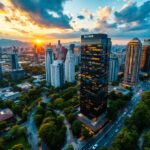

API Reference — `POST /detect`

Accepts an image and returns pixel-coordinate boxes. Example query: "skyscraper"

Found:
[51,60,64,87]
[65,44,75,83]
[0,63,2,80]
[109,54,119,82]
[33,45,39,64]
[80,34,111,119]
[124,38,142,85]
[45,46,54,86]
[11,48,20,70]
[140,39,150,74]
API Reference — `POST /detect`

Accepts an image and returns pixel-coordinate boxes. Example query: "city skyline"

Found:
[0,0,150,45]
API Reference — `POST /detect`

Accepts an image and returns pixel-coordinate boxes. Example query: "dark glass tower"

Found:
[80,34,111,119]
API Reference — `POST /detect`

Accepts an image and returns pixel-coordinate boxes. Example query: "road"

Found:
[27,108,39,150]
[80,82,149,150]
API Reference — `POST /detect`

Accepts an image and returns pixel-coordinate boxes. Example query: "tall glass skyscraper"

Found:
[109,54,119,82]
[80,34,111,119]
[51,60,64,87]
[140,39,150,74]
[45,47,54,86]
[65,44,75,83]
[124,38,142,85]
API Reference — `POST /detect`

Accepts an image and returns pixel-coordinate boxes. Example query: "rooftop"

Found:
[0,108,14,121]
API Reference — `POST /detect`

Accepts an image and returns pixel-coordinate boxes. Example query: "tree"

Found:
[11,144,24,150]
[82,128,91,139]
[0,138,4,150]
[144,130,150,148]
[39,122,57,149]
[0,121,7,131]
[66,113,75,124]
[54,98,64,109]
[72,120,82,137]
[34,114,43,127]
[66,144,74,150]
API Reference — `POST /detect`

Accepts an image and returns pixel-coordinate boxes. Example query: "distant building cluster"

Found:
[45,41,80,87]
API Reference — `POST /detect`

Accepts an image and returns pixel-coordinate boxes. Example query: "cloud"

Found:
[114,1,150,23]
[82,9,94,20]
[97,6,112,20]
[95,19,117,31]
[77,15,85,20]
[80,28,89,32]
[11,0,72,29]
[0,2,5,9]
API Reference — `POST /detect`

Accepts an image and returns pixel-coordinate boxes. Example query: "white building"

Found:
[45,47,54,86]
[51,60,64,87]
[109,54,119,82]
[65,44,75,83]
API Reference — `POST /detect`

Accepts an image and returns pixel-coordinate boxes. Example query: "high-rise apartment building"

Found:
[65,44,75,83]
[109,54,119,82]
[0,63,2,80]
[80,34,111,119]
[45,47,54,85]
[140,39,150,74]
[124,38,142,85]
[51,60,64,87]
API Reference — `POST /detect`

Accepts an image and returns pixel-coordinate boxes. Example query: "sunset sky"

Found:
[0,0,150,45]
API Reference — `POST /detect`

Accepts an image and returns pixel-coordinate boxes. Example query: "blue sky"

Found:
[0,0,150,44]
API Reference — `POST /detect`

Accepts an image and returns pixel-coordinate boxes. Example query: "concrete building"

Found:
[45,47,54,85]
[65,44,75,83]
[51,60,64,87]
[123,38,142,85]
[80,33,111,119]
[109,54,119,82]
[0,63,2,80]
[140,39,150,74]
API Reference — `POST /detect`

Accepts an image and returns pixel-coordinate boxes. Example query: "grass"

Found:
[5,135,31,150]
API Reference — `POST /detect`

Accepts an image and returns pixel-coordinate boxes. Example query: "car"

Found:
[92,144,98,150]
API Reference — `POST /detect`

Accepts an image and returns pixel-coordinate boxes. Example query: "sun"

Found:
[35,39,42,44]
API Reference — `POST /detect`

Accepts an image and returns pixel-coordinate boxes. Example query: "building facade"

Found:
[51,60,64,87]
[140,39,150,74]
[80,34,111,119]
[109,54,119,82]
[65,44,75,83]
[123,38,142,85]
[45,47,54,85]
[11,50,20,70]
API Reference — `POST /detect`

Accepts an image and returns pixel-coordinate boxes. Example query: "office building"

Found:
[45,47,54,85]
[33,45,39,64]
[80,33,111,119]
[51,60,64,87]
[65,44,75,83]
[0,63,2,80]
[140,39,150,74]
[109,54,119,82]
[124,38,142,85]
[11,49,20,70]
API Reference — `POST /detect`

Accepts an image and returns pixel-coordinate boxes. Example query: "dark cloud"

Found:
[0,2,5,10]
[11,0,72,29]
[114,1,150,23]
[77,15,85,20]
[80,28,89,32]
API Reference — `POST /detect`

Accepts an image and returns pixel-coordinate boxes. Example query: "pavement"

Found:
[80,81,150,150]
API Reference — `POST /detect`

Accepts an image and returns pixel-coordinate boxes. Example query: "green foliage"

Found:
[0,138,4,150]
[0,121,7,131]
[72,120,82,137]
[107,92,131,120]
[34,114,43,127]
[144,130,150,149]
[66,144,74,150]
[11,144,25,150]
[82,128,91,139]
[54,98,64,109]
